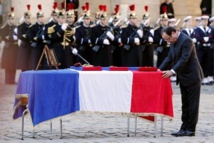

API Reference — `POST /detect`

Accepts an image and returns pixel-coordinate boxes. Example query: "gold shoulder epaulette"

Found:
[48,25,56,34]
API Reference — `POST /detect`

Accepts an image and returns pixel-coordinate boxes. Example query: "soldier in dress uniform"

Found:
[182,16,197,41]
[66,0,79,22]
[195,17,201,27]
[120,4,143,67]
[0,7,18,84]
[42,2,59,47]
[140,5,154,67]
[209,17,214,28]
[109,5,122,66]
[75,4,93,65]
[94,5,103,25]
[91,5,114,66]
[208,17,214,83]
[154,6,170,69]
[48,8,75,69]
[26,4,45,70]
[16,5,32,71]
[195,15,214,85]
[64,3,76,67]
[160,0,174,19]
[66,3,75,27]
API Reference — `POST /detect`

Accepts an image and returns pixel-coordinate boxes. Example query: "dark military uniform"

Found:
[16,22,31,71]
[154,26,170,69]
[43,20,58,47]
[120,24,140,66]
[195,26,214,80]
[141,25,154,67]
[182,28,196,39]
[42,20,59,69]
[75,24,93,64]
[0,24,18,84]
[64,23,76,68]
[26,22,44,70]
[49,24,75,69]
[160,2,174,18]
[91,24,113,66]
[109,23,122,66]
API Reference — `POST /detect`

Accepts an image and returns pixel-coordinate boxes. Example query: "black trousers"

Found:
[197,47,211,77]
[5,69,16,84]
[179,81,201,132]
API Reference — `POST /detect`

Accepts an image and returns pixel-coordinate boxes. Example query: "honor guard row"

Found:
[0,3,213,85]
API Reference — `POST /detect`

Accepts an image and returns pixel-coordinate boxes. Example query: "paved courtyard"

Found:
[0,69,214,143]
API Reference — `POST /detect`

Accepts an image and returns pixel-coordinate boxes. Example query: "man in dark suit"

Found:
[159,26,203,137]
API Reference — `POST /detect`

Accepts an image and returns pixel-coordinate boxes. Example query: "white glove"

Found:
[134,38,140,44]
[118,38,121,43]
[88,39,91,43]
[150,29,154,36]
[203,37,209,42]
[13,35,18,40]
[106,31,115,41]
[192,38,197,43]
[14,28,18,34]
[108,17,113,23]
[61,23,68,31]
[137,29,143,38]
[42,35,45,40]
[148,36,153,43]
[103,39,110,45]
[72,48,78,55]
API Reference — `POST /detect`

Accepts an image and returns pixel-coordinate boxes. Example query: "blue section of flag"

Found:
[13,69,79,126]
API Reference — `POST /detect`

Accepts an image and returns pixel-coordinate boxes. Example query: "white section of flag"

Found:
[78,71,133,113]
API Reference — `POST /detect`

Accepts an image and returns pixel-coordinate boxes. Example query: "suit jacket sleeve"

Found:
[172,38,193,73]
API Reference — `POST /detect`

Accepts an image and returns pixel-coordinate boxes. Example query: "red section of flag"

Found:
[130,71,173,122]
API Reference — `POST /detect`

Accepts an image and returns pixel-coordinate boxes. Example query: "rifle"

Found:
[140,18,150,29]
[31,25,45,47]
[174,19,180,28]
[153,18,160,30]
[123,26,142,51]
[92,26,113,52]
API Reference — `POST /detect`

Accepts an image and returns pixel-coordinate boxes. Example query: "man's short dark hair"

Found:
[161,26,177,36]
